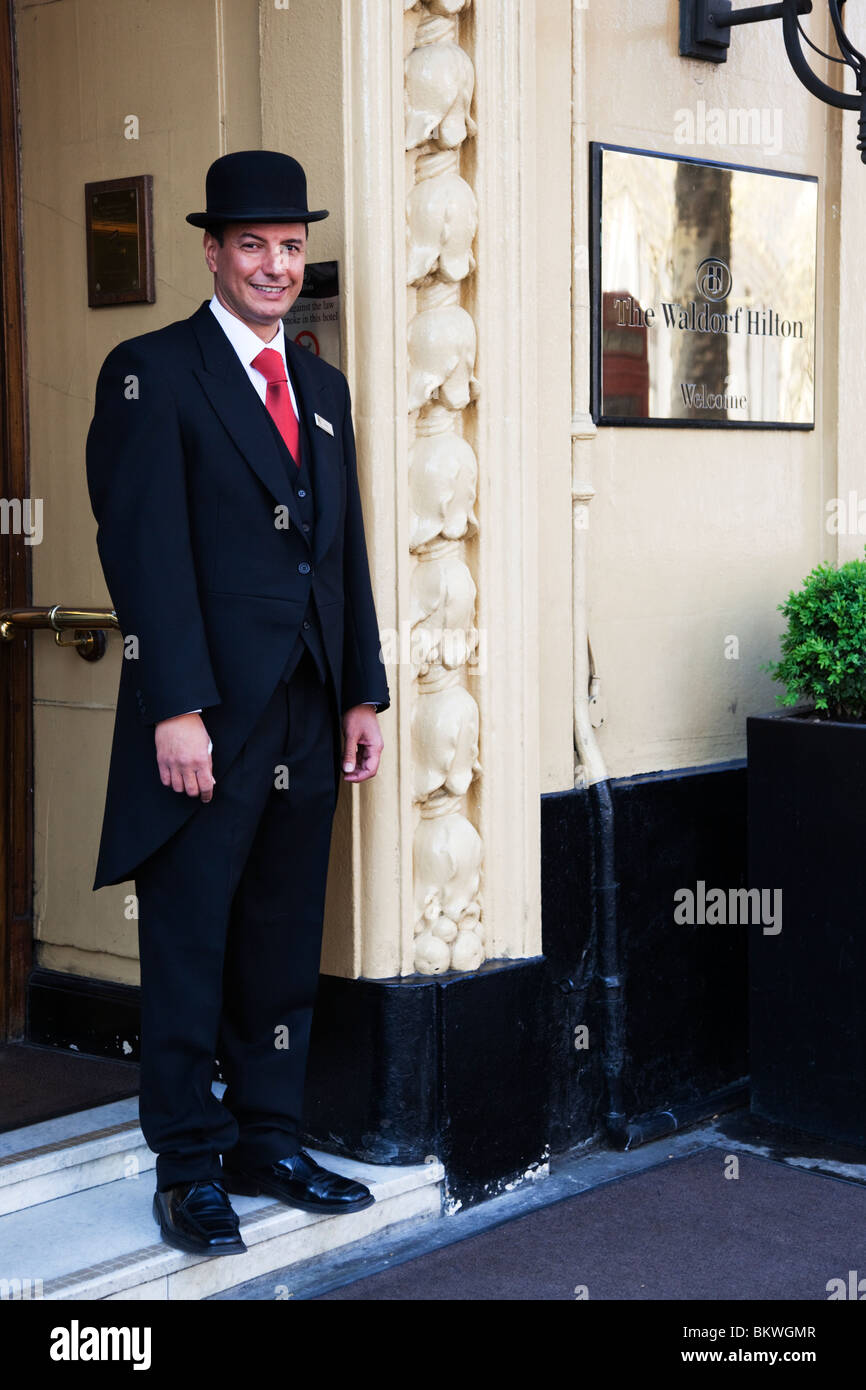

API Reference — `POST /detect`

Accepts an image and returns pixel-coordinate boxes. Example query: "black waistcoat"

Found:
[258,380,329,687]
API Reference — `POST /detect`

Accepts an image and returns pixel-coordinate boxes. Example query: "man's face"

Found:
[204,222,307,340]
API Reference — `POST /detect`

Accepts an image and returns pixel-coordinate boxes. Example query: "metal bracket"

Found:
[53,629,108,662]
[679,1,812,64]
[680,0,732,62]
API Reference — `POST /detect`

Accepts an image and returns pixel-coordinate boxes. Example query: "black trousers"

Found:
[134,645,340,1191]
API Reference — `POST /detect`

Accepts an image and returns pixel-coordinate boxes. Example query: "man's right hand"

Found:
[155,713,215,802]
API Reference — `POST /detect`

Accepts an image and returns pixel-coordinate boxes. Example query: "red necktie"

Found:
[252,347,300,467]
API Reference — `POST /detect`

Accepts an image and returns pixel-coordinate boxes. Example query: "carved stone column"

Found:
[338,0,541,979]
[406,0,484,974]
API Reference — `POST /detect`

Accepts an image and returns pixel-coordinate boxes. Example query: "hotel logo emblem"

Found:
[696,257,732,302]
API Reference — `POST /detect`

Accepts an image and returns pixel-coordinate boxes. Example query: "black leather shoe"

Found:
[222,1150,375,1215]
[152,1179,247,1256]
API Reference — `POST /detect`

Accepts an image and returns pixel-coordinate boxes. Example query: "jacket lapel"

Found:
[189,303,310,548]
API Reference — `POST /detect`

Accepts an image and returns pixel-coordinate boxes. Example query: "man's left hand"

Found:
[341,705,383,782]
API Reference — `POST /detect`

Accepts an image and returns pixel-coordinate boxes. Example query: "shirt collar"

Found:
[208,293,287,370]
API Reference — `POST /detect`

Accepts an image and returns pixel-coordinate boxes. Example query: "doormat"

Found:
[316,1146,866,1300]
[0,1043,139,1134]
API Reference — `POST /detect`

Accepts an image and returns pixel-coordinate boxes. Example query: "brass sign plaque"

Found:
[590,145,817,428]
[85,174,155,308]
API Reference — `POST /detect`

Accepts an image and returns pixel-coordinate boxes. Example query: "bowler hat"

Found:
[186,150,328,228]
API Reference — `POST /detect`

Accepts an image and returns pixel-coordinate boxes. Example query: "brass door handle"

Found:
[0,606,119,661]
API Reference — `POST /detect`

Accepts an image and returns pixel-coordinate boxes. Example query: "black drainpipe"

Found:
[589,778,628,1145]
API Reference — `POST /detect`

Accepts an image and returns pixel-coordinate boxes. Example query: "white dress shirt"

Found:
[176,296,378,720]
[208,293,300,417]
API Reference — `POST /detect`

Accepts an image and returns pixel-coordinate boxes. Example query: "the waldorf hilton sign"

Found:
[590,145,818,428]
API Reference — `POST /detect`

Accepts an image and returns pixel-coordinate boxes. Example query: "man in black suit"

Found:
[86,151,390,1256]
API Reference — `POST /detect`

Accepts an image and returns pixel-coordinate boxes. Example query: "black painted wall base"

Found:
[302,959,550,1206]
[610,762,749,1117]
[539,761,748,1156]
[29,968,141,1059]
[28,760,749,1209]
[748,713,866,1147]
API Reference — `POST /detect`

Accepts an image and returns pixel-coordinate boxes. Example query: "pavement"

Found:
[211,1106,866,1302]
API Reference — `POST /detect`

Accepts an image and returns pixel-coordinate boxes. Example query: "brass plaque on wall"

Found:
[590,145,817,429]
[85,174,155,308]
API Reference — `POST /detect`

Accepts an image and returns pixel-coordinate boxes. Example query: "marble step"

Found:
[0,1099,444,1299]
[0,1097,152,1216]
[0,1153,443,1301]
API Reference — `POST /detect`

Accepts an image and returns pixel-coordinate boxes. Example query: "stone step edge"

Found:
[0,1120,144,1188]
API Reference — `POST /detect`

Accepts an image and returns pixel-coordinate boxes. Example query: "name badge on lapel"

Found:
[314,412,334,437]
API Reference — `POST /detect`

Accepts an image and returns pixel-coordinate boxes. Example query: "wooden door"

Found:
[0,0,34,1041]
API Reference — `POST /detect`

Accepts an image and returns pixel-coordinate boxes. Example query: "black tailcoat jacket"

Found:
[86,301,389,891]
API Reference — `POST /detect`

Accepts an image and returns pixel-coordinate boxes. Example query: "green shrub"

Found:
[766,550,866,720]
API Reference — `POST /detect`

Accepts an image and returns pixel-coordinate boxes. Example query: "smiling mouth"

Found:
[250,283,288,295]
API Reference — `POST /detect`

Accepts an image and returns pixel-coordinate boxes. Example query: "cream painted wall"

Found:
[16,0,261,982]
[535,0,576,793]
[260,0,344,267]
[576,2,842,779]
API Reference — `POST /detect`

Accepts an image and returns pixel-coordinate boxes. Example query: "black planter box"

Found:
[747,709,866,1148]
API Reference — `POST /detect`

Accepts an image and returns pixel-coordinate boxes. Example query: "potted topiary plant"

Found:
[747,549,866,1148]
[766,552,866,720]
